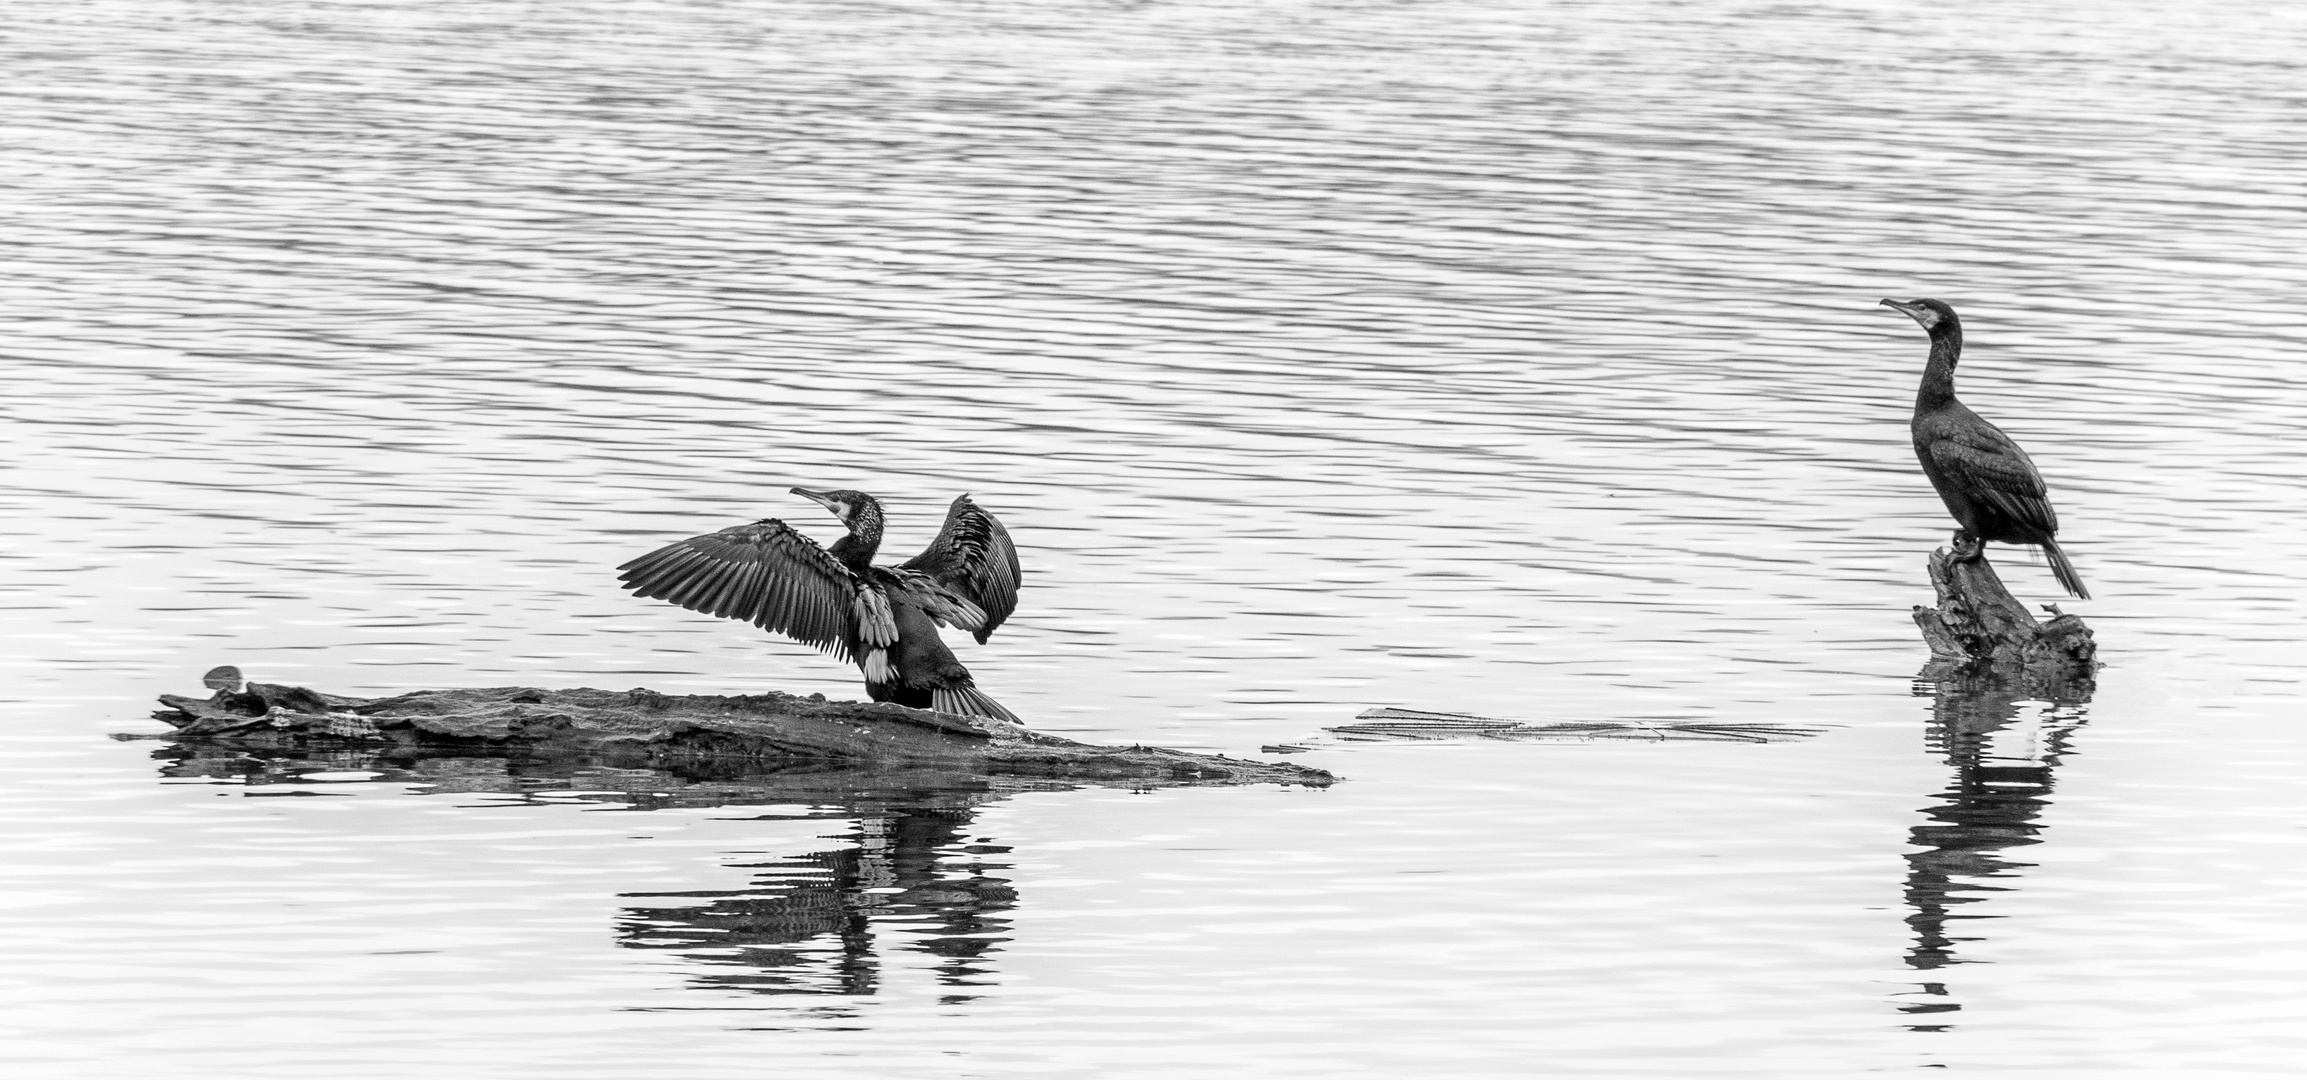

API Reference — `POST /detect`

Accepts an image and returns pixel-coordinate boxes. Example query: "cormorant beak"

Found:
[790,487,846,521]
[1878,298,1932,329]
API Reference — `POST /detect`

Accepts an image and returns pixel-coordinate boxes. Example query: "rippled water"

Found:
[5,0,2306,1075]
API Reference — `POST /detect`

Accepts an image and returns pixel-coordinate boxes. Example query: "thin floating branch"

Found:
[1327,707,1826,745]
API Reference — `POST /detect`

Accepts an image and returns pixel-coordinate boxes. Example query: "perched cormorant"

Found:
[617,488,1023,721]
[1881,298,2089,600]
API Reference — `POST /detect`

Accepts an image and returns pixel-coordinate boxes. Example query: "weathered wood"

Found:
[147,675,1334,788]
[1911,546,2096,668]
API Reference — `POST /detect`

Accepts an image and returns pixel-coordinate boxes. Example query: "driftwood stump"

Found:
[1911,547,2096,669]
[145,671,1333,788]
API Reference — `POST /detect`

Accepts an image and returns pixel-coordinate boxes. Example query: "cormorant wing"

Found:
[1927,425,2060,536]
[617,520,894,662]
[898,494,1020,644]
[876,568,988,633]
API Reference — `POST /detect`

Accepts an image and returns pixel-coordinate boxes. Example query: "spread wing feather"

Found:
[1927,424,2059,537]
[900,494,1021,644]
[851,586,899,650]
[617,520,867,661]
[878,568,988,633]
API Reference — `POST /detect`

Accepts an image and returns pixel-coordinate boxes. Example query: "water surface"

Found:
[3,0,2305,1075]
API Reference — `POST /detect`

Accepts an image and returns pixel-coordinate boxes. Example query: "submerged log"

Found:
[143,738,1129,812]
[1911,547,2097,669]
[147,671,1333,788]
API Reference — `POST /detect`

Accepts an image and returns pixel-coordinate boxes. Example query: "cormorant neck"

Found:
[827,503,885,572]
[1916,323,1961,410]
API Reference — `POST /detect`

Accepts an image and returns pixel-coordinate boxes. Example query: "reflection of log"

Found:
[148,674,1333,788]
[1911,547,2097,668]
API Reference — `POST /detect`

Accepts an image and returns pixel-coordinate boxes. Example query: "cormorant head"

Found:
[1879,297,1961,337]
[791,487,884,536]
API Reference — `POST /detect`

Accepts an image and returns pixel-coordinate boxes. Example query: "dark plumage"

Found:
[1881,298,2088,600]
[617,488,1023,721]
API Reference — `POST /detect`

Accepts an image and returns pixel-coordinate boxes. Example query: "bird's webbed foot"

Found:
[1950,532,1986,562]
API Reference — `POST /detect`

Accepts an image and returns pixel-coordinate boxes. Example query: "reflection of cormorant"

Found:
[139,743,1030,1002]
[148,743,1033,1006]
[1880,298,2088,599]
[1897,664,2092,1024]
[618,807,1016,998]
[618,488,1023,721]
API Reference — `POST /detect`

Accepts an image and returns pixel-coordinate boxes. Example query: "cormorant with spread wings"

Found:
[1882,298,2088,599]
[617,487,1024,721]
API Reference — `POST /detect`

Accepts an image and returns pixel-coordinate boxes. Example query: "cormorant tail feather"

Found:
[2041,538,2090,601]
[931,684,1019,725]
